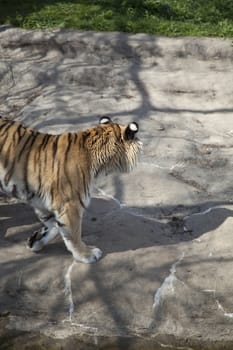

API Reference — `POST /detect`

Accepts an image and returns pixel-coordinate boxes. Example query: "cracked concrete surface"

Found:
[1,26,233,349]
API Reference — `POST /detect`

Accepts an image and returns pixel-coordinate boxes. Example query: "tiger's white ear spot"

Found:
[129,122,138,132]
[125,122,139,140]
[99,116,111,124]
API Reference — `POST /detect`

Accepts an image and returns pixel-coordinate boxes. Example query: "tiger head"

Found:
[83,116,142,176]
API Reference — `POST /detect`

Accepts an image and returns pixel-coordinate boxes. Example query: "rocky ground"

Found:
[1,26,233,349]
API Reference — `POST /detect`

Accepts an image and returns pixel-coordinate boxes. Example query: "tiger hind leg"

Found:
[28,210,59,252]
[28,226,59,252]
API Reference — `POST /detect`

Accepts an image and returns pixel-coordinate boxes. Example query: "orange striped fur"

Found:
[0,116,141,263]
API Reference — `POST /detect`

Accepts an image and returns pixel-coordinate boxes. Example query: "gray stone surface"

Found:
[1,26,233,349]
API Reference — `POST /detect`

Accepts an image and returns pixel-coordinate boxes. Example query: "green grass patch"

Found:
[1,0,233,37]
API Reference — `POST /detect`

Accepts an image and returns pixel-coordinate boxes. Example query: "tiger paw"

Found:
[73,247,103,264]
[27,228,47,252]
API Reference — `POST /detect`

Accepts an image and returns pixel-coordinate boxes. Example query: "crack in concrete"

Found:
[64,261,76,322]
[140,161,185,172]
[61,319,99,344]
[170,171,206,192]
[216,300,233,319]
[184,207,214,220]
[63,261,99,345]
[136,333,194,350]
[95,187,125,209]
[17,270,23,291]
[96,186,160,221]
[156,342,194,350]
[153,253,185,310]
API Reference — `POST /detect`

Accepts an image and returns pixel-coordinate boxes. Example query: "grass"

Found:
[1,0,233,37]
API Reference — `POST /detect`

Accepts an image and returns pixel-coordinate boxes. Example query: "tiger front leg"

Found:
[57,204,103,263]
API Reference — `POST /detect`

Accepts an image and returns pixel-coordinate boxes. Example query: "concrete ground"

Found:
[1,26,233,349]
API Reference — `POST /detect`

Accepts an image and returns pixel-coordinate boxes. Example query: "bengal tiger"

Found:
[0,116,141,263]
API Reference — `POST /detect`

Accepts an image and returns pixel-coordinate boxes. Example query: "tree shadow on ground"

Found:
[1,26,233,140]
[1,196,233,348]
[1,27,232,137]
[1,21,233,349]
[0,28,161,129]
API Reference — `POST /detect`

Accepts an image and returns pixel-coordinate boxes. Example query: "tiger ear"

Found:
[125,122,139,140]
[99,116,112,124]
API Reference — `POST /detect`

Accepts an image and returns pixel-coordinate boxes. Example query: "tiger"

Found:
[0,115,141,263]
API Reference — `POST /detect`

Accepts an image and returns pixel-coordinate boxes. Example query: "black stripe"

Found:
[56,220,65,227]
[4,166,14,185]
[3,124,21,168]
[3,125,25,170]
[18,127,27,143]
[41,134,50,150]
[35,134,47,171]
[73,133,78,144]
[0,124,14,153]
[36,134,51,194]
[0,120,7,129]
[52,135,59,171]
[0,122,8,134]
[27,192,35,200]
[50,185,56,203]
[37,167,44,195]
[39,213,54,222]
[81,168,90,197]
[3,144,12,168]
[13,124,21,144]
[23,132,38,193]
[17,133,32,161]
[78,192,86,209]
[56,159,61,193]
[81,131,91,147]
[36,148,43,190]
[0,122,13,137]
[64,133,72,162]
[62,135,75,191]
[12,184,18,198]
[38,134,47,152]
[52,135,59,158]
[3,129,17,168]
[0,137,9,153]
